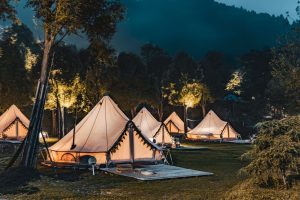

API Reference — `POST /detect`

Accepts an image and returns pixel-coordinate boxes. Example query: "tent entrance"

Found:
[166,120,180,133]
[109,121,161,166]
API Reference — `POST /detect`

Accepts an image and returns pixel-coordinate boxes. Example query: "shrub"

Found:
[240,116,300,188]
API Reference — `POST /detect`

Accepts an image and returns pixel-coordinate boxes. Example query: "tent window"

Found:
[61,153,76,162]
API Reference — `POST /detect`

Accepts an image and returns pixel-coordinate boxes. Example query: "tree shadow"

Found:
[0,167,40,195]
[39,167,84,182]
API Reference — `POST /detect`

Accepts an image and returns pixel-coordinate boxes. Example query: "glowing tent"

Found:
[0,105,29,140]
[187,110,239,141]
[48,96,161,165]
[133,107,173,145]
[164,112,185,134]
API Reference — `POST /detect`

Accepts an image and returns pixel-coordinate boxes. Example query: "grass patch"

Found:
[0,142,251,199]
[225,179,300,200]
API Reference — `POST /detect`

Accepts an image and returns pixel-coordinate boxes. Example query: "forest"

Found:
[0,22,299,139]
[0,0,299,199]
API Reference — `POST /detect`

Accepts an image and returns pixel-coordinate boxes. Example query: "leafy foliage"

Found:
[266,42,300,116]
[163,74,212,109]
[26,0,124,43]
[226,69,245,96]
[166,52,203,82]
[0,0,17,21]
[84,64,113,110]
[0,23,37,112]
[201,51,233,98]
[240,116,300,188]
[46,72,85,111]
[111,52,155,115]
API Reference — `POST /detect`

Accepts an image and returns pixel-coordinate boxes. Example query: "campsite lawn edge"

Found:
[0,142,250,200]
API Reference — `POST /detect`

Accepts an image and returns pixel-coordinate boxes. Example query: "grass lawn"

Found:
[0,142,250,200]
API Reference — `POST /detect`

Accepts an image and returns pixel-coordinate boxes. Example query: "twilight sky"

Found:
[3,0,299,57]
[216,0,298,20]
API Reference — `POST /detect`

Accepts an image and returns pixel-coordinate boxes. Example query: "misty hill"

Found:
[112,0,290,57]
[5,0,291,57]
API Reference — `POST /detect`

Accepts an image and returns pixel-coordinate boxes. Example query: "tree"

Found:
[199,85,214,117]
[84,64,111,110]
[46,71,84,138]
[140,44,172,120]
[265,6,300,117]
[0,23,37,112]
[0,0,17,21]
[266,43,300,117]
[166,52,203,82]
[141,43,171,80]
[75,40,119,111]
[201,51,233,99]
[112,52,155,117]
[7,0,124,169]
[240,50,272,101]
[240,116,300,188]
[163,75,212,132]
[226,69,245,96]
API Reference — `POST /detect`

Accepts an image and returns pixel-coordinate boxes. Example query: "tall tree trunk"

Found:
[56,100,63,139]
[20,38,53,168]
[183,106,188,133]
[51,110,56,136]
[61,106,65,137]
[201,103,206,118]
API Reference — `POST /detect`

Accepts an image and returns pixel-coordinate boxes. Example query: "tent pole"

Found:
[16,120,19,138]
[170,120,180,133]
[129,123,135,164]
[168,121,171,133]
[41,129,53,163]
[183,106,188,134]
[5,80,41,170]
[70,105,78,150]
[220,123,229,142]
[227,123,230,138]
[162,124,165,146]
[28,80,49,167]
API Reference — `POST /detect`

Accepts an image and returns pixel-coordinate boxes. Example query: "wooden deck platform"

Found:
[101,164,213,181]
[172,145,209,151]
[226,139,251,144]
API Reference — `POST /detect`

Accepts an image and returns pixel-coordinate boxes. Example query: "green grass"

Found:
[0,142,250,200]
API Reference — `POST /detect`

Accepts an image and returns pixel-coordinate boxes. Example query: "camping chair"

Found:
[88,157,97,175]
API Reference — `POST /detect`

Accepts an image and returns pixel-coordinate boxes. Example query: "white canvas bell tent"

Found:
[133,107,173,145]
[48,96,161,166]
[164,112,185,134]
[187,110,239,141]
[0,105,30,140]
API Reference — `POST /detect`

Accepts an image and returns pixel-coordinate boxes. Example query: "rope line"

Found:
[105,98,109,151]
[79,100,102,152]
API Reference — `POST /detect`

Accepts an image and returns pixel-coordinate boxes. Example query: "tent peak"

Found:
[10,104,18,108]
[207,110,216,114]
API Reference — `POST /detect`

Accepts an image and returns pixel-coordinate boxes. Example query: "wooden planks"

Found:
[101,164,213,181]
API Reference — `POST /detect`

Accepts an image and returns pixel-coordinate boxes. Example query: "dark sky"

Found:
[216,0,298,20]
[2,0,298,57]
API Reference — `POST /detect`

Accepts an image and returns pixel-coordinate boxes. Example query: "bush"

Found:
[240,116,300,188]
